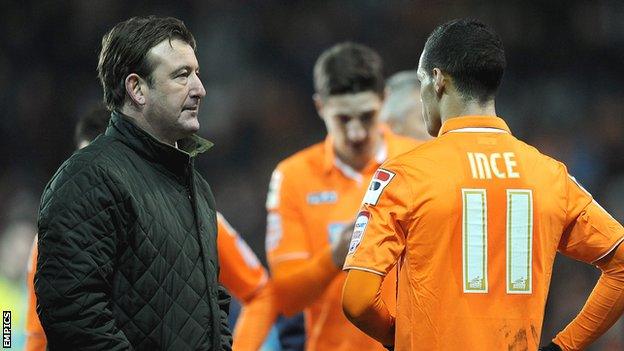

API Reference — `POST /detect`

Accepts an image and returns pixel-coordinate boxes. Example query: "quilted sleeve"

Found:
[218,283,233,350]
[35,164,132,350]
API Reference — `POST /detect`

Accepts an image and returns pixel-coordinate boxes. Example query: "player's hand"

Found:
[331,220,356,267]
[538,342,562,351]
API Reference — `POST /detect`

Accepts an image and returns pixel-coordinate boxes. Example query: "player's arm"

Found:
[550,172,624,350]
[268,227,343,316]
[342,166,411,347]
[553,242,624,350]
[343,270,395,346]
[216,213,277,351]
[265,168,342,315]
[232,283,278,351]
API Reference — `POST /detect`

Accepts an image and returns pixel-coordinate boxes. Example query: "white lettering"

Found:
[468,153,478,178]
[467,152,520,179]
[503,152,520,178]
[475,153,492,179]
[489,153,506,178]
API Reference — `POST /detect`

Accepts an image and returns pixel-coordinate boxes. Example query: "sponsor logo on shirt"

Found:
[362,169,395,205]
[307,191,338,205]
[348,211,370,255]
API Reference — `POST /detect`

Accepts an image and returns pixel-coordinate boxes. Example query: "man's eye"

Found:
[338,115,350,124]
[360,112,374,123]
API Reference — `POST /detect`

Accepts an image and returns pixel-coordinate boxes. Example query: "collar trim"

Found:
[322,128,390,180]
[438,116,511,136]
[448,127,508,134]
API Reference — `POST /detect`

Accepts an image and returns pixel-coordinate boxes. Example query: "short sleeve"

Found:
[265,166,311,267]
[217,213,267,302]
[343,165,411,275]
[558,174,624,263]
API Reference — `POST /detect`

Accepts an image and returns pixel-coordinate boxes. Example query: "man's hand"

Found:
[331,221,355,267]
[539,342,562,351]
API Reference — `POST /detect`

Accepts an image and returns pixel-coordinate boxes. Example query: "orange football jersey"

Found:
[25,213,271,351]
[344,116,624,351]
[266,127,419,351]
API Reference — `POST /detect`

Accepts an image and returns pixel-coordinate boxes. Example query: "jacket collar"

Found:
[106,111,213,179]
[438,115,511,136]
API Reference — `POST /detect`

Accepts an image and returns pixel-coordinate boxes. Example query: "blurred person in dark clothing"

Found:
[73,104,111,149]
[34,16,232,350]
[380,70,432,141]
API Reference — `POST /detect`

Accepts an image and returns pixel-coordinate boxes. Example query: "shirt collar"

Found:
[438,115,511,137]
[322,126,391,180]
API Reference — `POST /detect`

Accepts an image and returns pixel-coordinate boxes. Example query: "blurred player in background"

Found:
[265,42,421,350]
[342,18,624,351]
[271,69,435,351]
[272,68,436,351]
[26,105,276,351]
[380,70,432,141]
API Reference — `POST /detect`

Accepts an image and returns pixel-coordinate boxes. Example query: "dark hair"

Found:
[74,103,111,147]
[313,42,384,99]
[97,16,196,111]
[422,18,505,103]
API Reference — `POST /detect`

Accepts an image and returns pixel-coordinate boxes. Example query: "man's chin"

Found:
[179,114,200,134]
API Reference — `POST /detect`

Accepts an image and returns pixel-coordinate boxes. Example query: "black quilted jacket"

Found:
[35,112,232,350]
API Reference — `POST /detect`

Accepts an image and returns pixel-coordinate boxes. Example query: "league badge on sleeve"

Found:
[362,169,395,205]
[348,210,370,255]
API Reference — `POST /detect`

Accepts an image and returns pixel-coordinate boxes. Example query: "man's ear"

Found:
[125,73,147,106]
[313,93,325,119]
[432,68,446,98]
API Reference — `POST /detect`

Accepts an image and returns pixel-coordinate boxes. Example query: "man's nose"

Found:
[346,120,366,143]
[190,74,206,98]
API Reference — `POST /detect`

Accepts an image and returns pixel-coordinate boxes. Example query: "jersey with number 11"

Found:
[344,116,624,351]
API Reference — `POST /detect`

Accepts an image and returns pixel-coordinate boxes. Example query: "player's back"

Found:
[392,116,605,350]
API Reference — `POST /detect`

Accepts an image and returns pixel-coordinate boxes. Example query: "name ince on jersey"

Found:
[467,152,520,179]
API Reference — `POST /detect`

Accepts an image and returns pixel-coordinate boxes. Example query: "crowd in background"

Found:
[0,1,622,349]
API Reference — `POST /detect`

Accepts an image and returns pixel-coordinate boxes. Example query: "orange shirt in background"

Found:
[344,116,624,350]
[26,213,275,351]
[266,128,419,351]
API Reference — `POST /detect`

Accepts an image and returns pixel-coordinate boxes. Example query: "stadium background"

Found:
[0,1,622,349]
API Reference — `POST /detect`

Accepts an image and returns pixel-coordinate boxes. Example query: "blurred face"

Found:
[317,91,382,170]
[142,39,206,142]
[383,88,432,141]
[417,50,442,136]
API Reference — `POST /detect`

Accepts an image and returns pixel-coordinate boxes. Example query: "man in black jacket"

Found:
[35,16,232,350]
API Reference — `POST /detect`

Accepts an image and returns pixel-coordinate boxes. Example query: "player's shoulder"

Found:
[383,128,422,157]
[511,136,569,177]
[382,137,444,171]
[275,141,325,176]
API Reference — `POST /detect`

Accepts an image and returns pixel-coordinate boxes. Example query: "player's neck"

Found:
[440,98,497,124]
